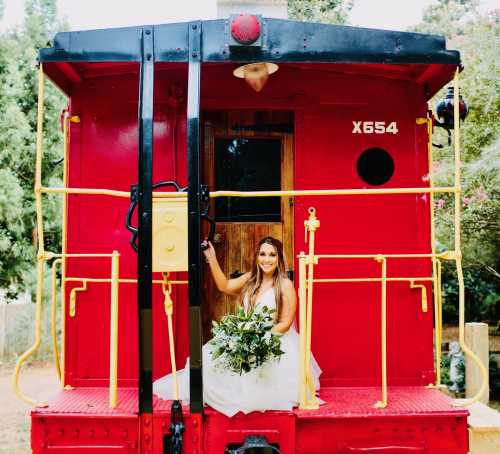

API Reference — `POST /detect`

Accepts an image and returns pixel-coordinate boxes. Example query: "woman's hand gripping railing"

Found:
[298,207,320,410]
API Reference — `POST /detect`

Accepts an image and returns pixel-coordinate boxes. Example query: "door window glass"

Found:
[215,138,281,222]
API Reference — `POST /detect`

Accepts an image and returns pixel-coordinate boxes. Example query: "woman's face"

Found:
[257,243,279,276]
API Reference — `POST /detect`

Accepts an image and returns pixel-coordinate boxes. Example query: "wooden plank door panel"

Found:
[202,111,294,340]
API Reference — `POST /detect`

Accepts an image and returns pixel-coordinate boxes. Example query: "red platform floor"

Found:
[32,387,469,453]
[34,385,468,419]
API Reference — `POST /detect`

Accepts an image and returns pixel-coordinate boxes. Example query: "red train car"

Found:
[13,14,481,454]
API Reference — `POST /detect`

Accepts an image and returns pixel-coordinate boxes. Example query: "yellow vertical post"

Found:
[451,71,488,405]
[298,253,308,409]
[426,112,442,387]
[61,113,69,388]
[304,207,319,409]
[436,258,443,381]
[109,251,120,408]
[51,259,62,383]
[12,65,48,407]
[162,273,179,400]
[374,255,388,409]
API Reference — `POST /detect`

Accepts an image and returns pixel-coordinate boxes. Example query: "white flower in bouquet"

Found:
[209,305,284,374]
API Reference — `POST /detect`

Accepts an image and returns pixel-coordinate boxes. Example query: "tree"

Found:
[413,1,499,322]
[0,0,65,297]
[288,0,353,24]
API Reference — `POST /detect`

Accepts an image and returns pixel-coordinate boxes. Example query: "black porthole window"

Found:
[356,147,394,186]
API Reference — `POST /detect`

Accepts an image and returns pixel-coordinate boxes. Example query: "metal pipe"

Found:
[12,66,48,407]
[40,185,458,199]
[312,252,451,259]
[298,254,307,409]
[312,277,433,283]
[65,277,188,285]
[60,113,69,388]
[12,258,48,407]
[51,259,63,384]
[374,256,388,409]
[451,71,488,405]
[109,251,120,408]
[209,187,456,197]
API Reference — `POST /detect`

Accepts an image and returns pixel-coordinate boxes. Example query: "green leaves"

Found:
[209,305,284,375]
[0,0,65,296]
[288,0,353,25]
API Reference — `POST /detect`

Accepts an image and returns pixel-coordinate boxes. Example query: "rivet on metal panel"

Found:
[192,419,198,427]
[161,422,166,429]
[59,429,64,437]
[104,428,110,437]
[44,429,49,437]
[123,429,128,438]
[145,434,150,443]
[144,418,150,427]
[145,29,151,35]
[73,429,79,438]
[89,429,95,438]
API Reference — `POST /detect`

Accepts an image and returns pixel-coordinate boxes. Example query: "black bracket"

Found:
[169,400,185,454]
[200,184,216,249]
[225,436,281,454]
[126,180,187,252]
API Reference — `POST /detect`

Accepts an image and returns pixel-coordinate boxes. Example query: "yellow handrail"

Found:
[51,259,63,384]
[109,251,120,408]
[374,255,388,409]
[313,277,433,283]
[409,281,428,313]
[41,185,459,200]
[69,280,88,317]
[298,253,308,409]
[12,66,48,407]
[162,273,180,400]
[304,208,320,409]
[451,71,488,406]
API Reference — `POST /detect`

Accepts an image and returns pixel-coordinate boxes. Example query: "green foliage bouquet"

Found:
[209,305,284,374]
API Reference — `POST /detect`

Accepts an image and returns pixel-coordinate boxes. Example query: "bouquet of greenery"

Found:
[209,305,284,374]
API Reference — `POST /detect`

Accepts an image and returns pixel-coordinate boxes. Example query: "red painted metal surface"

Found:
[31,386,467,453]
[33,60,468,453]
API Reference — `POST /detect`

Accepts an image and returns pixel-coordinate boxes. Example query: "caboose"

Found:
[12,14,487,454]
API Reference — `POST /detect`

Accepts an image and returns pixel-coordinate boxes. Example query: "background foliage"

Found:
[0,1,498,332]
[0,0,65,298]
[411,0,499,325]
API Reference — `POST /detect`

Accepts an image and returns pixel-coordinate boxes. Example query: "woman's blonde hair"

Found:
[241,237,288,321]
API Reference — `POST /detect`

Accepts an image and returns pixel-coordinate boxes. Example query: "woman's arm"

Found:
[203,241,250,296]
[272,278,297,334]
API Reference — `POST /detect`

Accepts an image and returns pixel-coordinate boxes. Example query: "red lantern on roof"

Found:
[231,14,261,45]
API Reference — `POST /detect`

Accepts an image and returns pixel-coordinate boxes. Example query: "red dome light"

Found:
[231,14,261,45]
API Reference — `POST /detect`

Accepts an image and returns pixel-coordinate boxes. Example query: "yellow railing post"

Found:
[51,259,63,384]
[302,208,320,409]
[162,273,180,400]
[374,255,388,409]
[109,251,120,408]
[298,252,308,409]
[12,65,49,407]
[425,110,444,388]
[451,70,488,406]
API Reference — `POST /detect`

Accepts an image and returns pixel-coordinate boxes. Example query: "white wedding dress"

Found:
[153,287,322,417]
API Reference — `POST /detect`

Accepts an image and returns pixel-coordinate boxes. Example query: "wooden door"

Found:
[202,111,294,340]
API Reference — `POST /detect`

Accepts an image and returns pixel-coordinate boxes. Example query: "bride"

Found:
[153,236,322,417]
